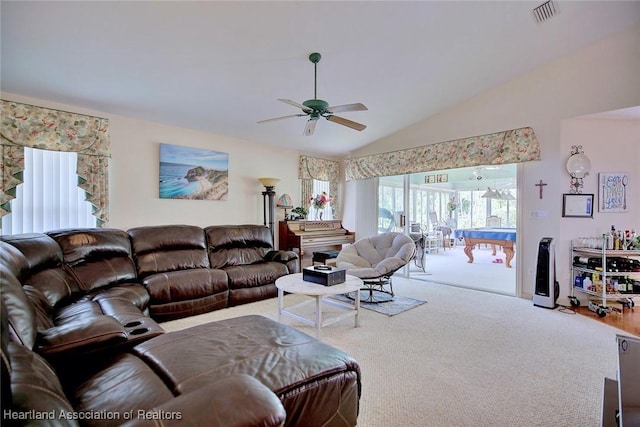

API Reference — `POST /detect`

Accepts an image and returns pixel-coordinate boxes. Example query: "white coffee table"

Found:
[275,273,362,337]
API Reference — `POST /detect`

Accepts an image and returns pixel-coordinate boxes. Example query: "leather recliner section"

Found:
[127,225,229,321]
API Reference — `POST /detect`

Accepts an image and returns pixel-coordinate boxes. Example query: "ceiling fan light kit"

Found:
[258,52,367,136]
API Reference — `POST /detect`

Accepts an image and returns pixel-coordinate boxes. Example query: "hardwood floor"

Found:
[573,302,640,337]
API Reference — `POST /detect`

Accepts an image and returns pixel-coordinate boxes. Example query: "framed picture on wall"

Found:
[437,174,448,183]
[159,143,229,200]
[599,172,629,213]
[562,193,594,218]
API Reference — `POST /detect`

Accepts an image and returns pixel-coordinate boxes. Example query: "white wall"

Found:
[557,117,640,303]
[343,23,640,299]
[109,115,305,230]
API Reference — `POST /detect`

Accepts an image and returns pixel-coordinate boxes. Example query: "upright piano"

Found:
[278,220,355,255]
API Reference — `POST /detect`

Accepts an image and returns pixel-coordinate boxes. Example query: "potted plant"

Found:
[291,206,308,220]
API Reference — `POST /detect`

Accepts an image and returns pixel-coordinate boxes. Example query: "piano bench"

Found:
[312,250,341,266]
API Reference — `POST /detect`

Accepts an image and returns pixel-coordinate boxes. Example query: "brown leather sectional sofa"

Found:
[1,224,361,426]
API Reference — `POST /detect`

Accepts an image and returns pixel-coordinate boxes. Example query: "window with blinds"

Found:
[1,147,96,234]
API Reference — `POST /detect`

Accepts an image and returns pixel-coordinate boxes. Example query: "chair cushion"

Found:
[87,282,150,311]
[128,225,210,279]
[337,232,415,279]
[68,352,175,417]
[1,233,62,274]
[1,235,81,306]
[205,225,274,269]
[48,228,138,293]
[1,264,38,349]
[224,262,289,289]
[142,269,228,304]
[7,342,78,425]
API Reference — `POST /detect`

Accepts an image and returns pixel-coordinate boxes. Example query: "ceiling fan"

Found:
[257,52,367,136]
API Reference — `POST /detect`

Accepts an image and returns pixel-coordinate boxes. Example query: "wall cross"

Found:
[535,180,547,199]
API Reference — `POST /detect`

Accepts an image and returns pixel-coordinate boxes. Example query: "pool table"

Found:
[454,228,517,268]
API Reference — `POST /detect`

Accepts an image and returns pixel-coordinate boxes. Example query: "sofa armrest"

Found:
[266,250,300,273]
[265,250,297,263]
[121,374,286,427]
[36,316,127,357]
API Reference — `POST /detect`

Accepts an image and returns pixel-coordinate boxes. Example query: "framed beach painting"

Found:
[159,143,229,200]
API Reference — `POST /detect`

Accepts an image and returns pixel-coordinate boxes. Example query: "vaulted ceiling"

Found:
[2,1,639,156]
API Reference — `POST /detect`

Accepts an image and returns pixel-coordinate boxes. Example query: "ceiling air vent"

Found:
[533,0,557,23]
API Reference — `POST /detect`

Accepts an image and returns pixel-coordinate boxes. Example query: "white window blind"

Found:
[1,147,96,235]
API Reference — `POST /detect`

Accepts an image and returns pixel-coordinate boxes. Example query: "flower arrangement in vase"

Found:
[447,197,457,218]
[309,192,334,220]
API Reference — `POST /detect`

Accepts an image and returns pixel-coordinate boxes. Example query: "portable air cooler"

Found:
[533,237,559,309]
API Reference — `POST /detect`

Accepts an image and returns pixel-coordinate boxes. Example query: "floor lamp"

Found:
[258,177,279,241]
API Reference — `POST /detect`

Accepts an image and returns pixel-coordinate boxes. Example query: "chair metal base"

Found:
[348,277,395,304]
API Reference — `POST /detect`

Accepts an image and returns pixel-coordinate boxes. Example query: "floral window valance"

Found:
[298,155,340,182]
[344,126,540,181]
[0,100,110,225]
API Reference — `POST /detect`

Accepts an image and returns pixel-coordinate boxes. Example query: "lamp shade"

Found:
[481,187,496,198]
[503,190,516,200]
[277,193,293,208]
[258,177,280,188]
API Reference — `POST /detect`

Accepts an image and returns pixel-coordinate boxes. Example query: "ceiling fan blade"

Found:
[278,99,313,112]
[326,115,366,131]
[303,118,318,136]
[326,103,368,114]
[257,114,305,124]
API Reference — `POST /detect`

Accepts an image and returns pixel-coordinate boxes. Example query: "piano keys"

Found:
[278,220,355,256]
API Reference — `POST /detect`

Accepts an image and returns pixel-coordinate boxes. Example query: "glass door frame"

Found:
[378,168,518,284]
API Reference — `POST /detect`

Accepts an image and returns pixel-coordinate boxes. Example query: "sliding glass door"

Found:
[378,164,518,295]
[378,175,405,233]
[379,174,458,235]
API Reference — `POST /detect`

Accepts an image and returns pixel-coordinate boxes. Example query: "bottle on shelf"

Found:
[626,229,637,250]
[610,225,616,250]
[623,230,630,249]
[620,276,631,294]
[604,233,613,250]
[572,256,634,272]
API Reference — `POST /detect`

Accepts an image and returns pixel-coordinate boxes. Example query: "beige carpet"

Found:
[162,278,626,427]
[409,245,517,296]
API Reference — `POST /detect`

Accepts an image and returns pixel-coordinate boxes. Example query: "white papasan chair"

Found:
[336,232,415,303]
